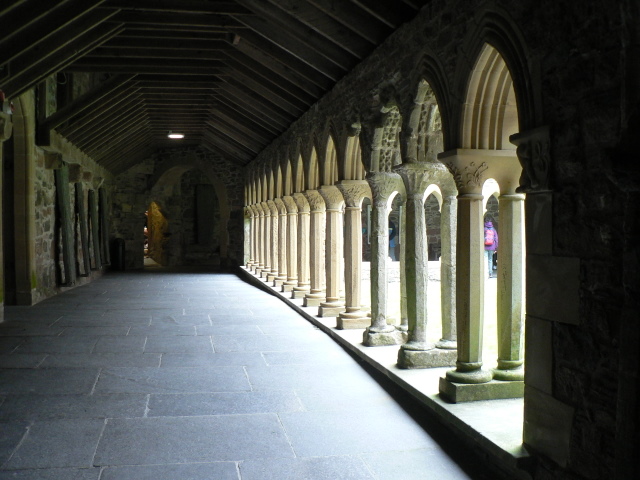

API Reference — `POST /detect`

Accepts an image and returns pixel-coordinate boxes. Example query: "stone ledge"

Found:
[238,267,533,480]
[439,377,524,403]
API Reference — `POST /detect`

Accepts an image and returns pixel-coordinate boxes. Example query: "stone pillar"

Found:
[273,198,288,287]
[438,148,525,402]
[254,203,265,274]
[282,195,298,292]
[303,190,326,307]
[250,204,260,272]
[336,180,371,329]
[493,193,526,380]
[292,193,311,299]
[398,203,409,332]
[260,202,271,278]
[436,191,458,349]
[267,200,279,283]
[395,164,456,368]
[246,206,256,268]
[0,112,13,322]
[88,189,102,271]
[363,173,406,345]
[54,163,76,286]
[318,185,345,317]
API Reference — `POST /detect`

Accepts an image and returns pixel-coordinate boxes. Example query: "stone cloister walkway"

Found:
[0,268,500,479]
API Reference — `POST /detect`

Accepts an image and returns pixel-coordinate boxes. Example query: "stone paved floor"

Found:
[0,269,488,479]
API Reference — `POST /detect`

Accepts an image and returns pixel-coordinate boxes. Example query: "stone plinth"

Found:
[439,377,524,403]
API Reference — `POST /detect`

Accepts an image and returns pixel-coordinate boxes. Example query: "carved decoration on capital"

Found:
[273,197,287,214]
[393,163,431,196]
[303,190,326,212]
[260,202,270,216]
[337,181,371,207]
[366,171,403,202]
[319,185,345,210]
[442,160,488,193]
[267,200,278,216]
[292,193,310,213]
[510,126,551,192]
[0,112,13,141]
[282,195,298,213]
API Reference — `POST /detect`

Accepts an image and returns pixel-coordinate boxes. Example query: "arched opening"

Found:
[323,136,339,185]
[2,133,16,304]
[344,136,365,180]
[146,201,169,266]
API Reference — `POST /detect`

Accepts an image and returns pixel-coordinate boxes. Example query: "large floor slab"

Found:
[0,267,505,479]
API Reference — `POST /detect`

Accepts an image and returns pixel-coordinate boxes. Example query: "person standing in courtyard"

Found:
[484,219,498,278]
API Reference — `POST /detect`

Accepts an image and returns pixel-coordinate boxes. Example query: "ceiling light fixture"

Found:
[167,131,184,139]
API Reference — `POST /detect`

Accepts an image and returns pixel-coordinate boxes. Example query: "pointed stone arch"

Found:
[306,146,320,190]
[344,134,366,180]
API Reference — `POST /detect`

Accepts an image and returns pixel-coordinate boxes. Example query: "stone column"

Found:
[395,164,456,368]
[273,198,288,287]
[438,148,525,402]
[246,206,256,268]
[292,193,311,299]
[318,185,345,317]
[494,192,525,380]
[282,195,298,292]
[260,201,271,278]
[436,191,458,349]
[267,200,279,283]
[254,203,265,275]
[336,180,371,329]
[363,172,406,345]
[303,190,326,307]
[0,112,13,322]
[250,204,261,273]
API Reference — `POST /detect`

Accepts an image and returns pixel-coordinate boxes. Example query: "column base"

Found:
[318,302,345,317]
[435,338,457,350]
[266,274,277,283]
[492,365,524,381]
[397,345,457,369]
[337,310,370,329]
[291,286,310,299]
[363,327,407,346]
[303,293,324,307]
[274,277,286,287]
[439,377,524,403]
[282,282,297,292]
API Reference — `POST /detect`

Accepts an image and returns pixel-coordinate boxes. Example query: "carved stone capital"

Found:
[319,185,345,210]
[267,199,278,216]
[438,149,520,194]
[510,125,551,193]
[303,190,326,212]
[260,202,270,215]
[0,112,13,141]
[274,197,287,214]
[366,171,404,203]
[292,192,310,213]
[282,195,298,213]
[393,163,431,197]
[336,180,371,207]
[249,204,260,217]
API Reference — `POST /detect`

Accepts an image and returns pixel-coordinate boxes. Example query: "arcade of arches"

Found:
[0,2,638,480]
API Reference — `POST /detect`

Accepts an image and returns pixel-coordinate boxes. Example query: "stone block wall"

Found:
[111,147,244,269]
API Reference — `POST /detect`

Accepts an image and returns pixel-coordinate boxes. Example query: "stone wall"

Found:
[243,1,640,478]
[111,147,244,269]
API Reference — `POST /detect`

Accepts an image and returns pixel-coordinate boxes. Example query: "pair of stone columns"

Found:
[438,148,525,402]
[361,166,458,367]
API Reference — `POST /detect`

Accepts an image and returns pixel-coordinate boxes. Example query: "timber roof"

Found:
[0,0,427,173]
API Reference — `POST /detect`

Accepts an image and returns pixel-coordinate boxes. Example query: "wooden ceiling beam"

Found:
[65,64,222,75]
[351,0,417,28]
[201,139,249,165]
[87,121,150,156]
[206,112,271,146]
[202,133,253,164]
[231,31,333,90]
[304,0,392,44]
[59,90,143,137]
[73,108,148,149]
[217,88,289,131]
[206,120,263,153]
[117,27,229,38]
[214,102,279,138]
[4,22,125,99]
[219,80,295,127]
[109,10,244,28]
[62,98,145,143]
[223,53,315,106]
[0,0,107,63]
[104,1,253,15]
[215,96,282,136]
[204,127,258,155]
[223,64,307,115]
[103,36,228,50]
[263,0,373,58]
[229,18,344,81]
[103,143,157,175]
[85,48,225,61]
[233,0,357,70]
